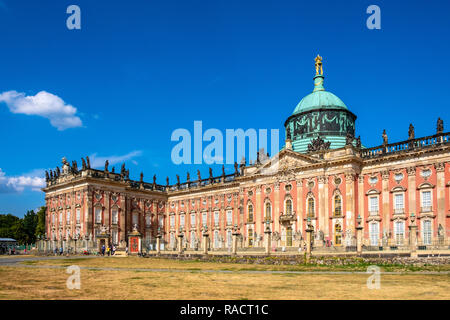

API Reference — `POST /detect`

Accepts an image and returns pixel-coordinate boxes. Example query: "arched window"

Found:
[334,195,341,216]
[307,198,315,217]
[248,204,254,222]
[285,199,292,215]
[265,202,272,221]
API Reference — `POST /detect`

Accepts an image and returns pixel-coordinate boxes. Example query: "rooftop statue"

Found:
[222,165,225,177]
[72,160,78,173]
[111,166,115,173]
[345,132,354,146]
[104,160,109,172]
[186,172,190,182]
[234,162,239,175]
[356,136,361,149]
[176,174,180,185]
[45,171,49,182]
[140,172,144,183]
[437,117,444,134]
[286,126,291,140]
[315,54,323,76]
[166,176,169,186]
[307,136,331,152]
[86,156,91,169]
[81,158,87,170]
[197,170,201,181]
[408,124,415,140]
[153,174,156,185]
[382,129,388,145]
[209,167,213,179]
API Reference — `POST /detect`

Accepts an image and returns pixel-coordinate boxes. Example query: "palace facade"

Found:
[42,57,450,253]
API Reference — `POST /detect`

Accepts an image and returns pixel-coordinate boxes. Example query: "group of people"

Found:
[100,244,117,256]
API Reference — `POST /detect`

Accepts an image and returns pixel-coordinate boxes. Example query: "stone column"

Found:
[177,232,184,254]
[356,215,363,256]
[232,227,239,256]
[119,194,126,248]
[305,219,314,257]
[264,222,271,255]
[318,176,326,239]
[256,186,262,245]
[409,213,418,258]
[381,170,390,237]
[435,163,446,242]
[156,233,161,255]
[407,166,416,220]
[202,231,209,255]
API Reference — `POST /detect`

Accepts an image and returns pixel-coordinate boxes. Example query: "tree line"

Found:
[0,207,46,245]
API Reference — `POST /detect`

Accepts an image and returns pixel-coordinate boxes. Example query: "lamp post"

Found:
[409,213,418,258]
[202,225,209,255]
[232,224,240,256]
[156,227,162,255]
[356,214,363,256]
[177,226,184,254]
[264,220,272,255]
[305,217,314,257]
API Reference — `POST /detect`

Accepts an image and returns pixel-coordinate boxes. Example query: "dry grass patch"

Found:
[0,266,449,300]
[19,256,450,272]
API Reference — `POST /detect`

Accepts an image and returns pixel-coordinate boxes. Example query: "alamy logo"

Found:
[366,5,381,30]
[66,5,81,30]
[366,265,381,289]
[171,121,280,171]
[66,265,81,289]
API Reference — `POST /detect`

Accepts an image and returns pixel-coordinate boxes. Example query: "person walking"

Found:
[101,244,106,256]
[59,247,63,255]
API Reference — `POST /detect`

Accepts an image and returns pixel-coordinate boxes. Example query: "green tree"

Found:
[35,206,46,239]
[11,219,27,244]
[23,210,38,244]
[0,214,20,239]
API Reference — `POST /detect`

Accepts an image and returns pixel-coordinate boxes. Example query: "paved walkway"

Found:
[1,255,449,275]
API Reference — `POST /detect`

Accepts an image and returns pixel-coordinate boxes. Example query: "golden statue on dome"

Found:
[315,54,323,75]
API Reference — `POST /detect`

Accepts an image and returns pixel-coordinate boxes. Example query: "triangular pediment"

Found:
[253,148,322,176]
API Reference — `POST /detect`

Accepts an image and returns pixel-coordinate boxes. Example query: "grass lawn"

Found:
[0,257,449,300]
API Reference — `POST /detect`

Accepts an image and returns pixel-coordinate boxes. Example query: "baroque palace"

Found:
[41,56,450,255]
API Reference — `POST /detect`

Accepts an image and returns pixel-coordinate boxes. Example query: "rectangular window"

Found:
[394,221,404,245]
[170,215,175,227]
[59,212,63,223]
[76,208,81,224]
[190,214,196,227]
[158,216,163,228]
[214,211,219,226]
[202,212,207,226]
[369,223,379,246]
[369,196,378,214]
[180,215,185,227]
[394,194,404,209]
[95,208,102,224]
[112,208,118,224]
[66,211,71,224]
[423,220,432,245]
[421,191,432,211]
[112,230,118,245]
[226,210,232,225]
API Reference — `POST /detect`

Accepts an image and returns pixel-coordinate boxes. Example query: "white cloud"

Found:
[0,168,46,193]
[89,150,143,168]
[0,90,82,130]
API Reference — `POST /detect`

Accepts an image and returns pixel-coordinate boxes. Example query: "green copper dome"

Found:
[292,76,348,114]
[284,56,357,154]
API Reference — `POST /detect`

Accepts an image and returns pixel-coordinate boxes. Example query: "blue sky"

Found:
[0,0,449,216]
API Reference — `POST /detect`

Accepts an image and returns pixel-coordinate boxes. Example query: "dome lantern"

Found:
[284,56,357,153]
